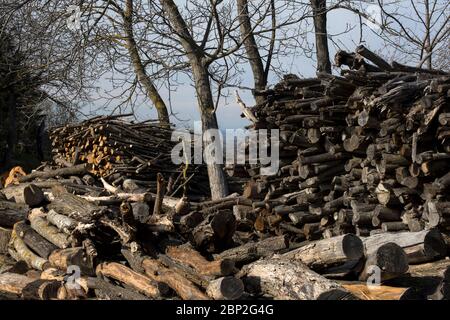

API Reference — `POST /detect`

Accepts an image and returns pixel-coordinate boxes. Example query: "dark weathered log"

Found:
[214,235,288,264]
[14,221,58,259]
[359,242,409,282]
[192,210,236,253]
[1,184,45,206]
[0,227,11,254]
[386,259,450,300]
[361,230,446,264]
[86,276,150,300]
[47,190,104,223]
[206,276,244,300]
[282,234,364,271]
[22,279,61,300]
[0,201,28,228]
[241,258,357,300]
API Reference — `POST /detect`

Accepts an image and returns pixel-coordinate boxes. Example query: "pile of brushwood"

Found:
[1,46,450,300]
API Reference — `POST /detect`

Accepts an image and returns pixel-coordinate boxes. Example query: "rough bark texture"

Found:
[282,234,364,271]
[310,0,331,73]
[123,0,170,126]
[237,0,267,105]
[96,262,162,298]
[159,0,229,200]
[241,257,357,300]
[142,257,209,300]
[361,230,447,264]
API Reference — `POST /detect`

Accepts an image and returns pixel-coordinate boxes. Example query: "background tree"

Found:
[336,0,449,71]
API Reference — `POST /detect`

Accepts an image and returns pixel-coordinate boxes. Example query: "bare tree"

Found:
[157,0,231,199]
[96,0,171,125]
[336,0,449,71]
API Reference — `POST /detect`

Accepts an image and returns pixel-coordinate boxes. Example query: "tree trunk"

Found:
[159,0,228,200]
[310,0,331,74]
[123,0,170,126]
[237,0,267,105]
[5,92,17,168]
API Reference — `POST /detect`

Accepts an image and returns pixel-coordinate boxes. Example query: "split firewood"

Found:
[339,281,421,300]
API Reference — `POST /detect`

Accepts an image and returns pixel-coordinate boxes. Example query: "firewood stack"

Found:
[1,46,450,301]
[49,115,212,199]
[237,45,450,243]
[1,161,450,300]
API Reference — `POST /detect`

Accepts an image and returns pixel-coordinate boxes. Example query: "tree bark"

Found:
[282,234,364,271]
[241,257,357,300]
[237,0,267,105]
[159,0,228,200]
[310,0,331,74]
[123,0,170,126]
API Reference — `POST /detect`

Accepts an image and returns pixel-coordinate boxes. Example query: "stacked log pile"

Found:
[239,46,450,243]
[48,115,212,199]
[1,46,450,300]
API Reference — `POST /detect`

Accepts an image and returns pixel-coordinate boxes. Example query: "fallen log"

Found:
[14,222,58,259]
[28,209,72,249]
[282,234,364,271]
[0,201,28,228]
[10,232,50,271]
[0,272,35,296]
[206,276,244,300]
[359,242,409,282]
[49,247,94,275]
[241,257,357,300]
[166,246,235,277]
[141,257,209,300]
[213,235,288,265]
[96,262,164,299]
[1,184,45,207]
[18,164,90,183]
[361,230,447,264]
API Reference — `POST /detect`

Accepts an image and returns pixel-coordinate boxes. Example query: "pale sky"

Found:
[81,4,385,130]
